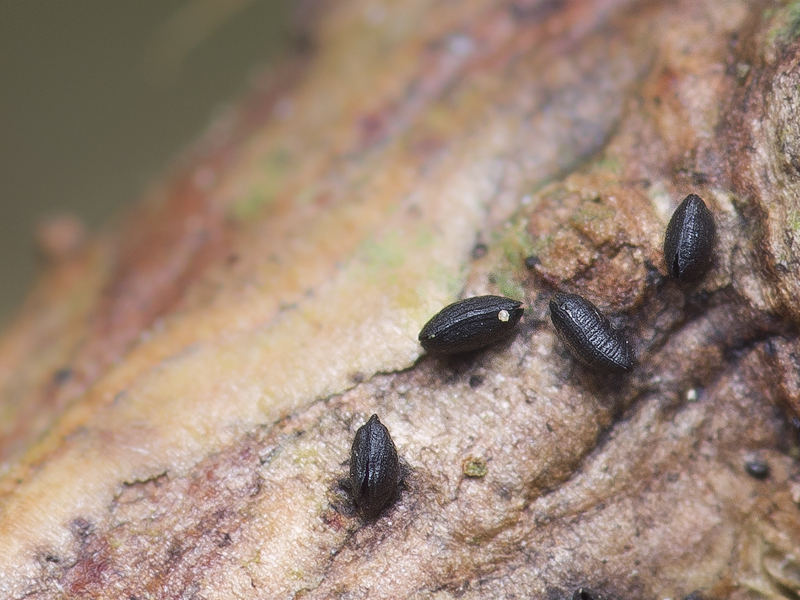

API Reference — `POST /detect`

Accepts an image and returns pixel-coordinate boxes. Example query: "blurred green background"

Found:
[0,0,292,324]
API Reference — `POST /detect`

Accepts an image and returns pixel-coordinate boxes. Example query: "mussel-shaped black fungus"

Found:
[350,414,400,519]
[549,293,634,373]
[663,193,715,282]
[418,295,524,354]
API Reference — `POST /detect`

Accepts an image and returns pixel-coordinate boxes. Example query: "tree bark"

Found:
[2,0,800,598]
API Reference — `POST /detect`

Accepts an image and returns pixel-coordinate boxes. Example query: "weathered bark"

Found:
[2,0,800,598]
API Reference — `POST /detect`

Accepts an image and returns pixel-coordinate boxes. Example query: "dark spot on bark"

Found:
[70,517,94,541]
[643,259,664,287]
[546,585,565,600]
[572,587,604,600]
[472,243,488,259]
[469,374,484,388]
[53,368,72,385]
[510,0,565,23]
[452,579,471,597]
[744,458,770,479]
[525,255,541,269]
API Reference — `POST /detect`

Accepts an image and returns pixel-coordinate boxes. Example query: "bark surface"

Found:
[2,0,800,598]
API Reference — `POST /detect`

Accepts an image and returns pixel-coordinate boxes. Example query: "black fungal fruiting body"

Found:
[418,295,524,354]
[663,194,715,282]
[549,293,634,372]
[524,255,540,269]
[744,458,770,480]
[350,414,400,519]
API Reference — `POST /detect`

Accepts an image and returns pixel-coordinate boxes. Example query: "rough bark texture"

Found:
[2,0,800,598]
